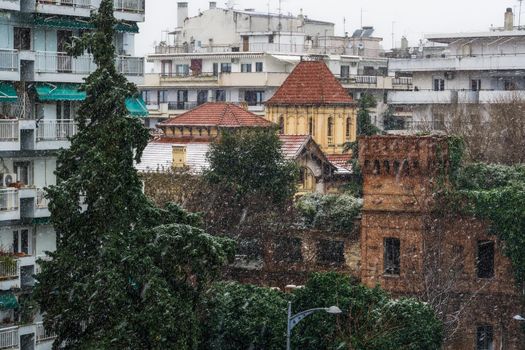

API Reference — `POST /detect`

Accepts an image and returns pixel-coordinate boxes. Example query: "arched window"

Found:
[308,117,314,135]
[345,117,352,139]
[298,167,316,192]
[279,115,285,134]
[327,116,334,137]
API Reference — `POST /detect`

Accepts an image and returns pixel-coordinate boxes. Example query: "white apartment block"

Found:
[0,0,145,349]
[142,2,411,129]
[387,8,525,131]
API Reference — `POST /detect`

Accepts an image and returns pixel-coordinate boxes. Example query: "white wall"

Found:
[35,225,56,257]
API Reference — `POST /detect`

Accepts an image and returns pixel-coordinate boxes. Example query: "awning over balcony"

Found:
[0,292,18,310]
[125,97,149,117]
[0,83,18,103]
[33,15,139,33]
[35,84,86,101]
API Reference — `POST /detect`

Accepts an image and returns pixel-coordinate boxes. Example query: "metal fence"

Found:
[35,52,95,75]
[117,56,144,76]
[0,259,19,280]
[113,0,145,13]
[0,121,18,142]
[0,50,18,72]
[0,189,18,212]
[36,322,57,343]
[0,327,18,349]
[36,119,78,141]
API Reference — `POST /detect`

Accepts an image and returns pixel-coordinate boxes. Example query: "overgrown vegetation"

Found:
[200,273,442,350]
[295,193,362,233]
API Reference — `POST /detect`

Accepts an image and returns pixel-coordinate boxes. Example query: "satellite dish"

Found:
[408,47,414,54]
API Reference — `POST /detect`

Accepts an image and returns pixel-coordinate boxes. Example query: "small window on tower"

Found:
[384,237,400,276]
[477,240,495,279]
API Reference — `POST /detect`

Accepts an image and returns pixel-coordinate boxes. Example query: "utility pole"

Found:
[360,8,363,28]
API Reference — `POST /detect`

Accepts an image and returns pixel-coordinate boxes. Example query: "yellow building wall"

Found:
[266,105,357,154]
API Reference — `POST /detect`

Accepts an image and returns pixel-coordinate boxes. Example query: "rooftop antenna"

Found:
[360,8,363,28]
[343,17,346,36]
[267,0,270,31]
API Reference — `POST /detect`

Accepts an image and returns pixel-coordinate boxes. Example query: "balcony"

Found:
[113,0,145,22]
[478,90,525,103]
[0,0,19,11]
[0,326,18,350]
[218,72,288,87]
[157,72,218,87]
[36,322,56,344]
[0,121,20,151]
[388,90,458,105]
[0,189,19,221]
[390,54,525,73]
[36,0,92,17]
[0,50,19,81]
[35,52,95,83]
[35,119,77,150]
[117,56,144,84]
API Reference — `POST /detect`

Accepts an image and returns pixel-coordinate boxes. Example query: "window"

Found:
[172,146,186,168]
[215,90,226,102]
[255,62,263,72]
[197,90,208,105]
[158,90,168,104]
[345,117,352,139]
[57,30,73,72]
[327,116,334,137]
[244,91,264,106]
[298,167,315,192]
[504,80,516,91]
[175,64,189,76]
[477,240,495,279]
[14,161,32,186]
[340,65,350,78]
[220,63,232,73]
[433,78,445,91]
[384,238,400,275]
[241,63,252,73]
[471,79,482,91]
[161,60,172,76]
[13,229,31,255]
[268,35,274,43]
[476,325,494,350]
[273,237,302,263]
[142,90,151,105]
[212,63,219,76]
[56,101,73,120]
[14,27,31,51]
[308,117,314,136]
[317,240,345,265]
[177,90,188,109]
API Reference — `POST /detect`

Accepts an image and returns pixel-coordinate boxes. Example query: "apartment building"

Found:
[0,0,145,348]
[142,2,410,129]
[387,8,525,132]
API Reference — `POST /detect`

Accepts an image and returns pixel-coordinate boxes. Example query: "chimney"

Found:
[401,36,409,50]
[505,7,514,31]
[209,2,216,9]
[177,2,188,28]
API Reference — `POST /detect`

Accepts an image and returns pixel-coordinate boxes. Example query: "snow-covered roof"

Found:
[136,141,210,174]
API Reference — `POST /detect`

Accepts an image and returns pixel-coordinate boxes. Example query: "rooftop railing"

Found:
[0,120,18,142]
[113,0,144,13]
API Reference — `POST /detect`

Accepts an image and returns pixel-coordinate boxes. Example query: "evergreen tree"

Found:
[356,93,381,136]
[34,1,234,349]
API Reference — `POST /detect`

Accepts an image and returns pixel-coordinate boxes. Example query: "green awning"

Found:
[34,15,139,33]
[125,97,148,117]
[0,83,17,103]
[0,293,18,310]
[36,84,86,102]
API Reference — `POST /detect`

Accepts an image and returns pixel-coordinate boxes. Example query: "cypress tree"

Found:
[34,1,235,348]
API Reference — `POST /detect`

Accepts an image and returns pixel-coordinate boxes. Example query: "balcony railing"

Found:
[35,52,95,74]
[0,259,19,280]
[0,50,18,72]
[354,75,378,84]
[154,43,355,55]
[36,119,78,141]
[117,56,144,76]
[37,0,91,8]
[0,189,18,212]
[0,120,18,142]
[0,327,18,349]
[36,322,56,343]
[36,188,49,209]
[392,77,413,85]
[113,0,144,13]
[167,101,198,111]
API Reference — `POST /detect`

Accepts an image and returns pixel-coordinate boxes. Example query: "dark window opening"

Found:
[244,91,264,106]
[14,27,31,51]
[373,160,380,175]
[341,65,350,78]
[308,117,314,136]
[237,238,263,261]
[241,63,252,73]
[215,90,226,102]
[384,237,400,275]
[212,63,219,76]
[477,240,495,279]
[393,160,400,174]
[279,116,285,134]
[197,90,208,105]
[383,160,390,175]
[220,63,232,73]
[327,116,334,137]
[433,78,445,91]
[255,62,263,72]
[476,325,494,350]
[471,79,482,91]
[274,237,302,263]
[317,240,345,265]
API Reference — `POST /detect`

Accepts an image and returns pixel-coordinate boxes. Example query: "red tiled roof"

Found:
[266,60,354,106]
[326,154,353,174]
[279,135,310,159]
[159,103,273,128]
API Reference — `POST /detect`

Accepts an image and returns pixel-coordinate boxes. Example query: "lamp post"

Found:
[286,301,342,350]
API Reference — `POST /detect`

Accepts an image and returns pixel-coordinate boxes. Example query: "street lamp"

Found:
[286,301,342,350]
[513,315,525,321]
